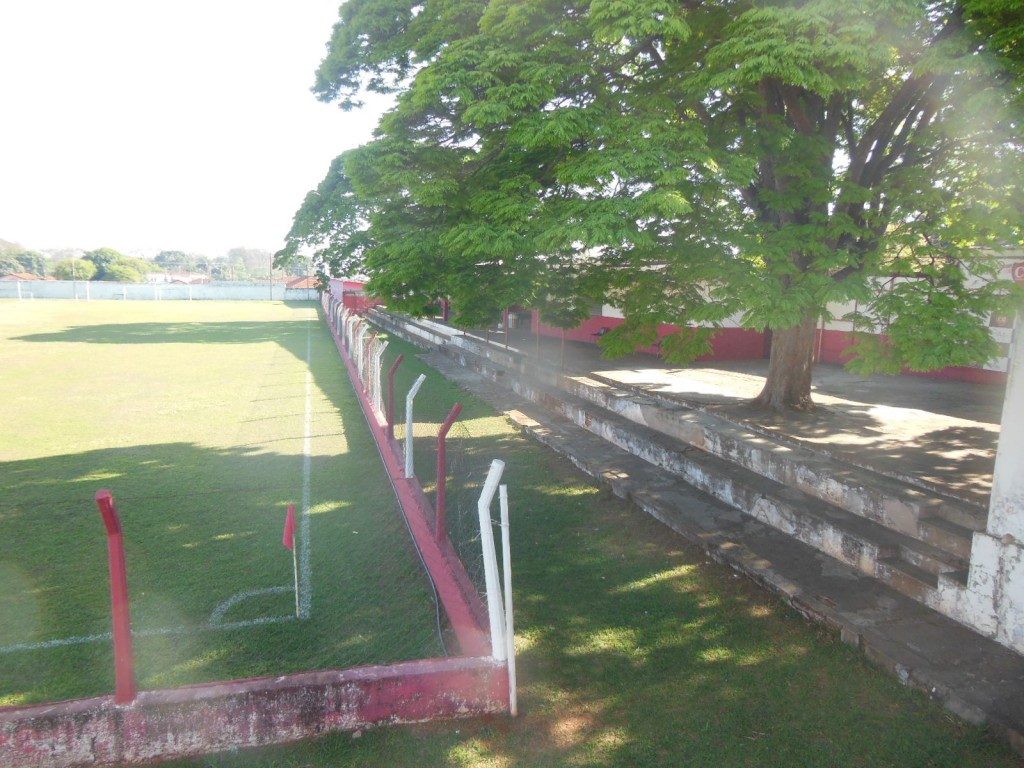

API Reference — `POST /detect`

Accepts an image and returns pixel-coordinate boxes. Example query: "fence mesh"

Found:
[324,296,510,640]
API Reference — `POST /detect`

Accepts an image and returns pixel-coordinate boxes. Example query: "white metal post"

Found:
[363,333,377,392]
[355,323,369,381]
[477,459,508,660]
[347,314,358,350]
[16,282,22,300]
[372,340,388,416]
[499,483,517,715]
[404,374,427,478]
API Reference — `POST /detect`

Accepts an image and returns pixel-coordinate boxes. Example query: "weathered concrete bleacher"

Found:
[369,309,983,609]
[367,306,1024,752]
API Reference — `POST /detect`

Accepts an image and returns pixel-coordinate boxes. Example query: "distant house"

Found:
[285,276,317,290]
[0,271,44,281]
[328,277,379,311]
[147,272,210,285]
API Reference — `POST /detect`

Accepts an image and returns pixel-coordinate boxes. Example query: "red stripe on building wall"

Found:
[535,313,1006,385]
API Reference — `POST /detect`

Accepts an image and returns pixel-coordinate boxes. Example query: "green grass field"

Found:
[0,300,444,706]
[171,332,1016,768]
[1,302,1017,766]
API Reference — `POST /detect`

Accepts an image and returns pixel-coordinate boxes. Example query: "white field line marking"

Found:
[0,614,297,654]
[298,319,313,620]
[0,320,320,655]
[208,585,292,626]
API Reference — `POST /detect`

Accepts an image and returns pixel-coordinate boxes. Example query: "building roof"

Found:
[0,272,43,281]
[286,276,318,290]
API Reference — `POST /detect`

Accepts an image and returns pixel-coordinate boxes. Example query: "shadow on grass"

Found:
[1,311,451,706]
[8,318,1014,765]
[197,333,1010,768]
[159,427,1017,767]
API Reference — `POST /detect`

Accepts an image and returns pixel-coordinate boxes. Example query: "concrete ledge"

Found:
[0,657,508,768]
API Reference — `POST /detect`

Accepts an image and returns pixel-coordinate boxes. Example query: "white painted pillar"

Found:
[988,321,1024,540]
[943,316,1024,653]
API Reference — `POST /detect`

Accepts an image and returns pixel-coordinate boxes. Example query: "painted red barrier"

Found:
[94,490,136,705]
[387,354,405,440]
[435,403,463,544]
[322,307,490,655]
[0,657,508,767]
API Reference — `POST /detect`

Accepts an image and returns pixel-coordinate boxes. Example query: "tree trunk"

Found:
[752,315,818,411]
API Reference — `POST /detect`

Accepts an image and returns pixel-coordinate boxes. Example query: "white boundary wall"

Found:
[936,317,1024,654]
[0,280,318,301]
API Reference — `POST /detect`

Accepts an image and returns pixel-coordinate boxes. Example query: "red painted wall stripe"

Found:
[322,301,492,656]
[0,657,507,768]
[535,313,1007,384]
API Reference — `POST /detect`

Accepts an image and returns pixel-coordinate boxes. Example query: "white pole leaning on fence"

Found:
[499,483,517,715]
[478,459,508,661]
[355,323,370,381]
[404,374,427,478]
[372,340,388,416]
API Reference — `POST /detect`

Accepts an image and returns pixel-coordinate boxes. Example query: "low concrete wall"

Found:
[0,281,318,301]
[324,299,492,656]
[0,657,507,768]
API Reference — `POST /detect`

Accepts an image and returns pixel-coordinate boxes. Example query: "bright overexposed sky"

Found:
[0,1,388,258]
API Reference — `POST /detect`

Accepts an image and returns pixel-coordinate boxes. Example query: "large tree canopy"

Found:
[281,0,1023,409]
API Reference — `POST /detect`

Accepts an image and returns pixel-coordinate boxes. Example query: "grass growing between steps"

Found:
[167,334,1017,768]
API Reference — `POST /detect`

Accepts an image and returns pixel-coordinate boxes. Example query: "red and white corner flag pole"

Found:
[283,504,299,618]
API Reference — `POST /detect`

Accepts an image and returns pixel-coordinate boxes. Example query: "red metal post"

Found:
[435,403,463,543]
[386,354,405,440]
[94,489,137,705]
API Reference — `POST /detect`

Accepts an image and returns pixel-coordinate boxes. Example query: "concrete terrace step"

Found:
[368,310,974,608]
[372,309,986,542]
[497,365,966,601]
[561,371,988,535]
[412,346,1024,753]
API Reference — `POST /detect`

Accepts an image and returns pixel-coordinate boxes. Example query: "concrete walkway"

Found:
[506,329,1003,509]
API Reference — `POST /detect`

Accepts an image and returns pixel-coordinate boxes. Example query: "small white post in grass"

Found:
[499,483,517,716]
[404,373,427,478]
[477,459,507,661]
[16,282,22,300]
